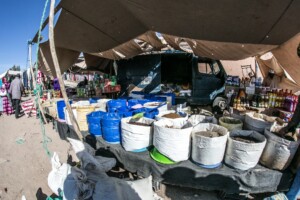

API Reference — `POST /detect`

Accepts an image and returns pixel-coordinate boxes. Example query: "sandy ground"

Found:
[0,103,219,200]
[0,113,74,200]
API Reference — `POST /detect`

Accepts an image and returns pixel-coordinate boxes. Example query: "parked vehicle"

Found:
[116,52,227,108]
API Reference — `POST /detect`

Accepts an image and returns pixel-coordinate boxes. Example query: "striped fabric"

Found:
[21,99,36,117]
[0,97,3,112]
[2,96,13,115]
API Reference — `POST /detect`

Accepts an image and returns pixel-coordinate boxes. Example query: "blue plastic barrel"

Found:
[118,110,133,118]
[107,99,127,113]
[87,111,106,136]
[57,100,72,120]
[101,113,121,144]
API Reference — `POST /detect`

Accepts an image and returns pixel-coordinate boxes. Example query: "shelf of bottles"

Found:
[76,75,121,98]
[233,88,298,113]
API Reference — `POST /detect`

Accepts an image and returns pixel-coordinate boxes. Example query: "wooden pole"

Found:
[48,0,82,141]
[29,41,48,123]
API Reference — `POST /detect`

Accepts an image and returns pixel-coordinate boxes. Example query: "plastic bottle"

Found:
[293,95,299,112]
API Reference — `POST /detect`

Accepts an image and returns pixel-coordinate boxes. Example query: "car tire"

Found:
[212,96,228,114]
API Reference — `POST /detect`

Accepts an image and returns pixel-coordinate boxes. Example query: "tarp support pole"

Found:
[29,40,48,123]
[49,0,83,141]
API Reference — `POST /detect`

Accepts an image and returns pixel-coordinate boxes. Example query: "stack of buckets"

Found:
[57,100,72,120]
[86,111,106,136]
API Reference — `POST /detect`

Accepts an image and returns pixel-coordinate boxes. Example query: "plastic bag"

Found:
[47,152,71,196]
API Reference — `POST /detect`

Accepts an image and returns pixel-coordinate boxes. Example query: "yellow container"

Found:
[76,106,95,131]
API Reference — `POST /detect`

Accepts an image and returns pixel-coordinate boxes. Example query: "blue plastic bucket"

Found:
[87,111,106,136]
[144,109,159,119]
[57,100,72,120]
[102,113,121,144]
[107,99,127,113]
[128,99,150,108]
[117,109,133,118]
[89,97,100,104]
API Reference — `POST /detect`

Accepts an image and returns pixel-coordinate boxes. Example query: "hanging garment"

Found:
[23,70,28,89]
[0,97,3,112]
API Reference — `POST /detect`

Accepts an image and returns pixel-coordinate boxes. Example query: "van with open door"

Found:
[116,52,227,109]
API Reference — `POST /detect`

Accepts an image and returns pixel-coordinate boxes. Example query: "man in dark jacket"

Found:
[8,74,24,118]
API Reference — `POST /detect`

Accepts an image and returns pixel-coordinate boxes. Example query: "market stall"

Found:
[42,93,299,195]
[31,1,300,197]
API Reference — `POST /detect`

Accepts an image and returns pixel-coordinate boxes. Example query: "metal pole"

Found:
[48,0,83,141]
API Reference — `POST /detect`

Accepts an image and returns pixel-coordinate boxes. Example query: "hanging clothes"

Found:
[23,70,28,89]
[37,70,44,85]
[0,97,3,112]
[1,81,13,115]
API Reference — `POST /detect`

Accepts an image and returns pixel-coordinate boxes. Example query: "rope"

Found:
[33,0,52,158]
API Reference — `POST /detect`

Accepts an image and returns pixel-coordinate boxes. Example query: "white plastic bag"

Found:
[153,119,193,162]
[96,99,111,112]
[64,107,77,126]
[126,176,154,200]
[121,117,155,151]
[47,152,71,195]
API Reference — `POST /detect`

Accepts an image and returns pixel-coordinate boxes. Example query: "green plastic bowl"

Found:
[150,148,177,165]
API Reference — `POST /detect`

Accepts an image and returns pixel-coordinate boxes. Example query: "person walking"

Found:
[8,74,24,118]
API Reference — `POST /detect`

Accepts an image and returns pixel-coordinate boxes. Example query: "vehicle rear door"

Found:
[192,59,224,104]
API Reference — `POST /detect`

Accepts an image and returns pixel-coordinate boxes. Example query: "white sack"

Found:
[156,110,188,127]
[260,128,300,170]
[153,119,193,162]
[245,112,274,133]
[225,130,266,170]
[121,117,155,151]
[188,114,216,126]
[192,123,228,165]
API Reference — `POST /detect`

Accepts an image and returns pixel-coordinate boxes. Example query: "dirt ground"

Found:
[0,102,220,200]
[0,113,75,200]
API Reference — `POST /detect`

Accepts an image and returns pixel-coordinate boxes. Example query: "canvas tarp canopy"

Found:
[38,42,114,77]
[37,0,300,87]
[255,33,300,91]
[0,71,7,79]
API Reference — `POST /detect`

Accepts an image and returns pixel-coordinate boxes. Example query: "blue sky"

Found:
[0,0,54,74]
